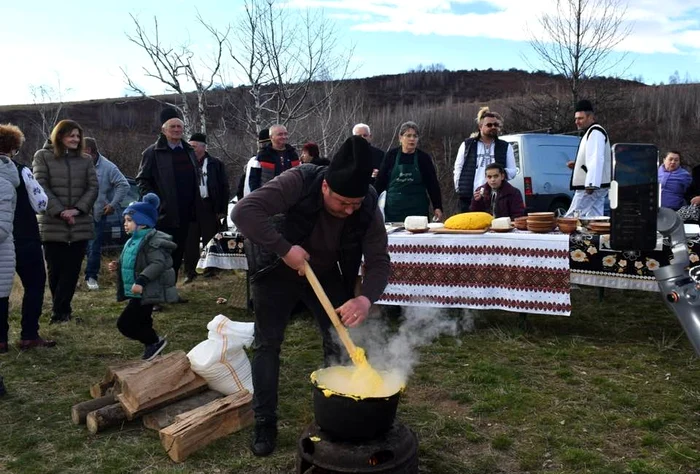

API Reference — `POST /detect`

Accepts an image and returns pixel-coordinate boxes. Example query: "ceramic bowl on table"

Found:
[514,216,529,230]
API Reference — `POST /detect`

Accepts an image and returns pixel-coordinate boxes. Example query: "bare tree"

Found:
[122,12,229,134]
[223,0,354,144]
[28,78,71,141]
[526,0,632,106]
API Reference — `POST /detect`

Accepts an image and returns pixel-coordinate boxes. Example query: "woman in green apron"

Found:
[375,121,444,223]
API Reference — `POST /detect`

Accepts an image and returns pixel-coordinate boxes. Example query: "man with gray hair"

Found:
[248,124,299,192]
[83,137,129,290]
[352,123,385,184]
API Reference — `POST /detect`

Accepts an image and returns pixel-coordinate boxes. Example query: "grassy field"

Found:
[1,264,699,474]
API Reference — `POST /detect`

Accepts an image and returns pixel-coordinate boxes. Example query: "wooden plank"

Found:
[142,390,224,431]
[117,375,208,420]
[159,390,254,463]
[116,351,195,417]
[71,394,116,425]
[86,403,128,434]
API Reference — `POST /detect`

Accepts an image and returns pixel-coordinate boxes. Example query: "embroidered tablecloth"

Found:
[568,230,700,292]
[377,230,572,316]
[196,231,248,272]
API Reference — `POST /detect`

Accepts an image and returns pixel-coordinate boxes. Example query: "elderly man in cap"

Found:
[136,107,199,288]
[238,129,272,199]
[232,135,391,457]
[183,132,230,283]
[565,100,611,217]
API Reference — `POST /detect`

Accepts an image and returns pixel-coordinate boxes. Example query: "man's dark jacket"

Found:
[201,152,230,215]
[245,165,377,298]
[136,134,199,229]
[248,144,299,192]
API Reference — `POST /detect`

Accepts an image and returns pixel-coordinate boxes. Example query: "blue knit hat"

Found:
[124,193,160,228]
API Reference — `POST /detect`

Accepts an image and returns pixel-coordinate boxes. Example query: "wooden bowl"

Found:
[557,217,579,224]
[558,222,577,234]
[528,212,555,218]
[527,223,555,233]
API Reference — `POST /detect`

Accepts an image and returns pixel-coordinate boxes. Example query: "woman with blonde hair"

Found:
[453,106,517,212]
[33,120,98,324]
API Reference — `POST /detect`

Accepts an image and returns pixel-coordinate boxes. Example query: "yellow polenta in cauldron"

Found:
[311,347,405,399]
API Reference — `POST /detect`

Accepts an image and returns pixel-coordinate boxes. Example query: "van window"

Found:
[510,142,520,169]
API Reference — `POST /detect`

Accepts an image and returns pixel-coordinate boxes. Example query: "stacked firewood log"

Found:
[71,351,253,462]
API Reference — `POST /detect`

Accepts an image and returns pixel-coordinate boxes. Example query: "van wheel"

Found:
[549,199,571,217]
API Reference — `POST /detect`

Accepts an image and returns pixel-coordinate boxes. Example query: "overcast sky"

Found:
[2,0,699,106]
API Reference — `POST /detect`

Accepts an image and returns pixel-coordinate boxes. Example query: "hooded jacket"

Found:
[0,156,20,298]
[32,142,99,243]
[116,229,179,305]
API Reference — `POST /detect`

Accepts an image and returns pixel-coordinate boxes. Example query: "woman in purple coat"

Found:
[659,150,692,211]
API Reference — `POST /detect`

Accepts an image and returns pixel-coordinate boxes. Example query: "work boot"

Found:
[86,278,99,290]
[251,422,277,457]
[183,274,197,284]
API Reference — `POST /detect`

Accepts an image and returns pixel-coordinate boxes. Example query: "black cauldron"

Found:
[312,384,401,441]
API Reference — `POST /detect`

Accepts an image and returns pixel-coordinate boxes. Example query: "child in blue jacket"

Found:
[109,193,178,360]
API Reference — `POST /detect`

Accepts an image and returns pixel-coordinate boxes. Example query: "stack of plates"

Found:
[587,222,611,234]
[514,216,529,230]
[527,212,556,233]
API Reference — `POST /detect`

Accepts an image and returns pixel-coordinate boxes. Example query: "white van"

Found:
[500,133,580,215]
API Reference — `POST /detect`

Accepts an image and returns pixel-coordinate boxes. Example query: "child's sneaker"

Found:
[86,278,99,290]
[142,337,167,361]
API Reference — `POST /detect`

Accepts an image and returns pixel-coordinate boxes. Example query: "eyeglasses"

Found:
[484,123,501,128]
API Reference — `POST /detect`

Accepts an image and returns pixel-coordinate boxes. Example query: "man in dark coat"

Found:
[183,133,230,282]
[352,123,385,184]
[135,107,199,283]
[232,136,391,457]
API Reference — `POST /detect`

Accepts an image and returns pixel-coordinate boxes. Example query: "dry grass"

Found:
[1,260,700,473]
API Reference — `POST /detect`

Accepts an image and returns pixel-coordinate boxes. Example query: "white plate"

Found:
[427,223,444,230]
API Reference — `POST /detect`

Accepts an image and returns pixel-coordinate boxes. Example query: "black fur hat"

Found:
[575,100,594,113]
[189,132,206,143]
[160,107,181,125]
[326,136,373,198]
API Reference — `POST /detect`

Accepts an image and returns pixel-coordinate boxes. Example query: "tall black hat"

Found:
[326,136,373,198]
[575,100,594,113]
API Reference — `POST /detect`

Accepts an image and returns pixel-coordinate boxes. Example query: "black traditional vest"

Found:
[246,165,377,298]
[457,137,509,198]
[12,161,41,241]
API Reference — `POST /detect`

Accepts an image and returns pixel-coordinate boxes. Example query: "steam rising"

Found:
[348,307,475,381]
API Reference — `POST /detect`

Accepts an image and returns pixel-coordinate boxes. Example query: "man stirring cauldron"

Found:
[232,135,391,456]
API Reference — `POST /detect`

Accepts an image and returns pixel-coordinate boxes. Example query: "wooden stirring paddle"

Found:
[303,261,359,363]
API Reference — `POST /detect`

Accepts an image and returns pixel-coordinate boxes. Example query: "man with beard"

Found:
[453,107,517,212]
[565,100,611,217]
[232,135,390,457]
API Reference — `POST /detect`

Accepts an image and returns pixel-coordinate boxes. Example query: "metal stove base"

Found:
[296,421,418,474]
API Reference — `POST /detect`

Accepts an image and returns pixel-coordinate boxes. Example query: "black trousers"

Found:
[43,241,88,317]
[459,196,472,213]
[116,298,158,345]
[184,198,219,277]
[157,225,189,280]
[250,264,344,425]
[15,239,46,340]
